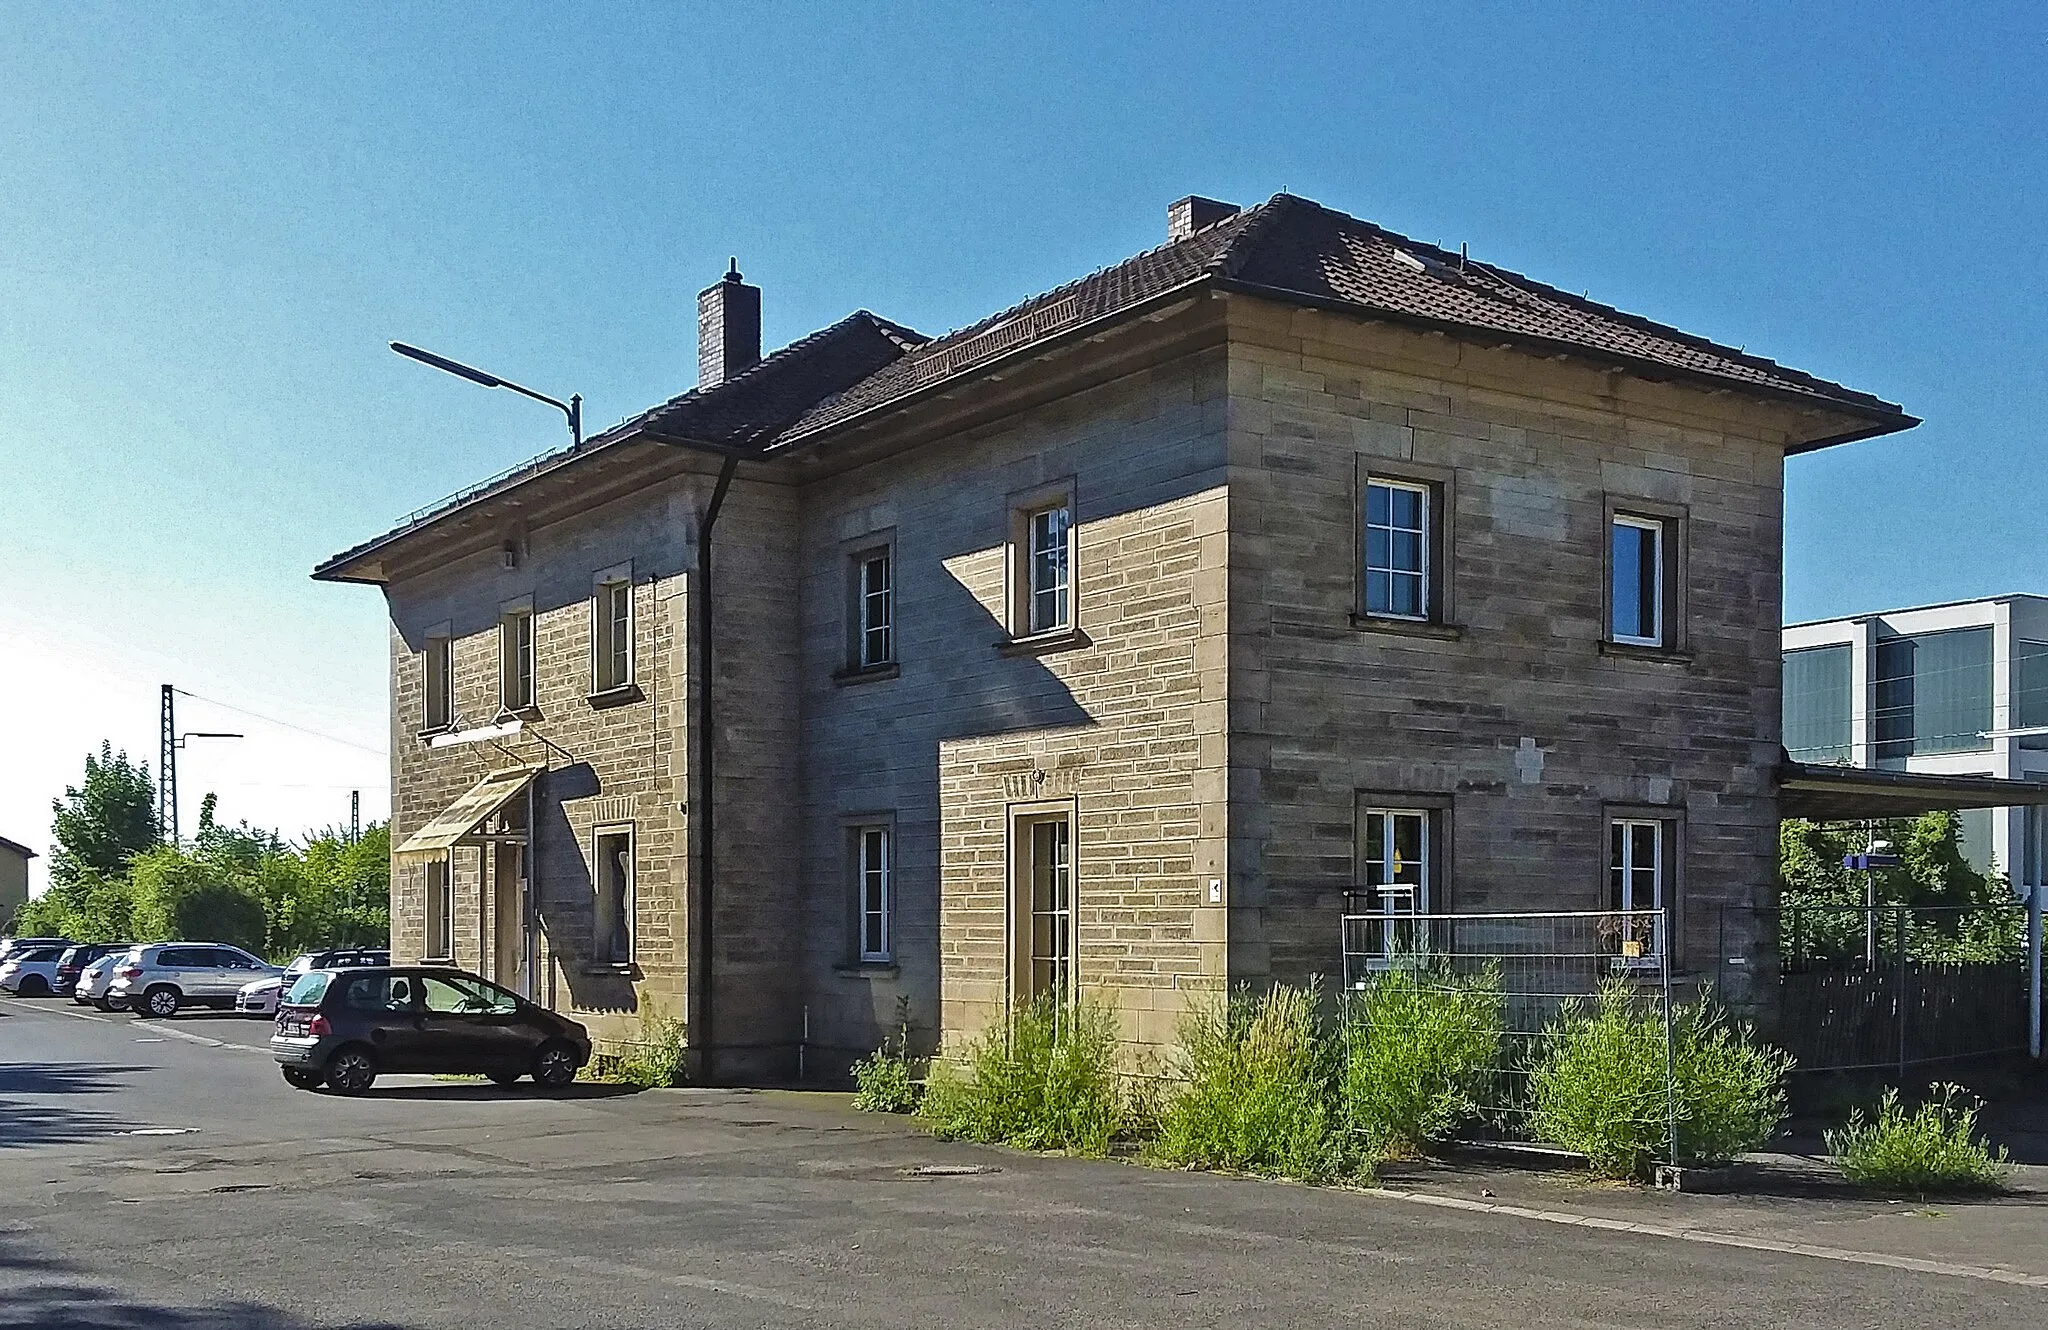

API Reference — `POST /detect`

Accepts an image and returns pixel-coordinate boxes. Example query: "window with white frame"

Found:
[500,607,535,711]
[593,827,634,965]
[1024,815,1073,1004]
[1026,502,1072,634]
[857,549,893,668]
[855,825,891,962]
[425,854,453,960]
[1609,516,1666,647]
[1363,480,1430,619]
[593,575,633,693]
[1357,807,1433,958]
[1607,818,1666,962]
[423,633,452,731]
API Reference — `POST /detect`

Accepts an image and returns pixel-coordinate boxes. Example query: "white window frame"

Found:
[1608,818,1666,964]
[593,824,635,966]
[422,626,453,732]
[1026,503,1072,635]
[1609,515,1665,647]
[592,566,634,694]
[1358,807,1433,963]
[500,601,536,712]
[425,854,453,961]
[856,825,892,962]
[858,549,894,668]
[1363,480,1430,621]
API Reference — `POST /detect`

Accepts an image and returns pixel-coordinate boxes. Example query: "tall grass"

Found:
[1341,965,1502,1155]
[592,1005,689,1088]
[919,996,1125,1155]
[1526,981,1791,1178]
[851,997,920,1114]
[1153,982,1354,1182]
[1827,1085,2012,1193]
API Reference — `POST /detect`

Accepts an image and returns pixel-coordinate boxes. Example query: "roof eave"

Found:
[1209,275,1916,441]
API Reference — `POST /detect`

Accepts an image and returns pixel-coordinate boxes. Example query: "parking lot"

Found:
[2,992,2044,1329]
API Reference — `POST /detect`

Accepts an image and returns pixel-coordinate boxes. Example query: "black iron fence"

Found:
[1718,902,2031,1074]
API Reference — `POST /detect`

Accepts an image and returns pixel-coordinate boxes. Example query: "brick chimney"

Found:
[1168,196,1239,242]
[697,259,761,388]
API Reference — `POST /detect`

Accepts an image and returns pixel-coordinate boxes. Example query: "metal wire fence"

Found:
[1340,909,1676,1155]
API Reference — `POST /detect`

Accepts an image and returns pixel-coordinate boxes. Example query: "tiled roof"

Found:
[774,193,1908,447]
[318,193,1911,579]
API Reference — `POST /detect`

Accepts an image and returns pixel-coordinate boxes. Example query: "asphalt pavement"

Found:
[1,993,2043,1329]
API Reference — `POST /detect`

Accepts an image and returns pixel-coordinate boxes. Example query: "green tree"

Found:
[128,847,266,952]
[11,870,135,942]
[1779,814,2023,962]
[49,743,159,885]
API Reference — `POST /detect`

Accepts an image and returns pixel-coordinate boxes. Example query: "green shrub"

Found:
[1341,965,1502,1155]
[1527,981,1791,1178]
[1154,982,1353,1182]
[851,1000,921,1113]
[595,1006,689,1088]
[1827,1085,2012,1193]
[919,996,1125,1155]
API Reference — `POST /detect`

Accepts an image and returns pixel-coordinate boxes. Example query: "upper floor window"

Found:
[858,548,894,668]
[593,571,633,693]
[423,630,452,732]
[1363,480,1430,619]
[1609,516,1665,646]
[1027,503,1072,633]
[500,605,535,712]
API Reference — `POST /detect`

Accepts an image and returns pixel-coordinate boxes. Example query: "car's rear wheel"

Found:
[531,1041,578,1090]
[487,1070,523,1087]
[91,996,112,1011]
[281,1067,324,1091]
[18,976,48,997]
[324,1046,378,1095]
[142,986,180,1018]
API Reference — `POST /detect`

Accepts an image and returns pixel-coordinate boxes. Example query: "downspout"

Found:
[694,453,740,1079]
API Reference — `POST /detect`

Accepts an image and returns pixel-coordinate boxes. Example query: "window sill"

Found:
[832,662,900,687]
[835,962,900,977]
[1599,640,1693,667]
[1348,613,1466,641]
[419,955,455,967]
[996,626,1090,658]
[586,684,645,710]
[578,962,637,977]
[416,724,453,741]
[495,706,544,723]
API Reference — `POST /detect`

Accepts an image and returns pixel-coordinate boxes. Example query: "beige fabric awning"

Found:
[394,766,541,857]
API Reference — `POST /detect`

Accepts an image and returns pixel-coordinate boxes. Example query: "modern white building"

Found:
[1783,594,2048,893]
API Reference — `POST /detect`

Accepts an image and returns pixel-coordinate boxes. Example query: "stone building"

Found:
[0,835,34,928]
[316,193,1919,1079]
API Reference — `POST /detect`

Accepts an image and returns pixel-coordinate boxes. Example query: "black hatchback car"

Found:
[52,943,131,997]
[270,966,590,1094]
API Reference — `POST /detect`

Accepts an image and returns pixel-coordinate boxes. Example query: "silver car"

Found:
[75,948,138,1008]
[106,943,280,1018]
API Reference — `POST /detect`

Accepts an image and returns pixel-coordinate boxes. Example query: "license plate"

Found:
[281,1019,305,1036]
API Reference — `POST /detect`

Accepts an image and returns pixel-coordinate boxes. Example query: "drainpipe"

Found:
[693,454,739,1080]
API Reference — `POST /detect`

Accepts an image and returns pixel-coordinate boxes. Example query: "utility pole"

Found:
[159,685,176,847]
[350,790,361,844]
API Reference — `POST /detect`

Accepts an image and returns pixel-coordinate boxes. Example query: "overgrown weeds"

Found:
[590,1005,689,1088]
[1153,981,1354,1181]
[919,996,1126,1155]
[1526,980,1791,1179]
[1341,965,1502,1155]
[1827,1085,2012,1193]
[851,997,921,1113]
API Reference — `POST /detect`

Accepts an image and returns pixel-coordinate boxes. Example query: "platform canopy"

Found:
[1779,760,2048,823]
[394,766,541,857]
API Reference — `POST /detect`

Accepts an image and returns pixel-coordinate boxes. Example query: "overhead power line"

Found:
[172,689,386,758]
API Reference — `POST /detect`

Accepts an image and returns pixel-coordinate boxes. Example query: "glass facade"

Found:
[2016,639,2048,732]
[1873,627,1993,760]
[1782,644,1853,762]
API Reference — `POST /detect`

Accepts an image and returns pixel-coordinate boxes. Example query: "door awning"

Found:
[394,766,542,857]
[1779,760,2048,822]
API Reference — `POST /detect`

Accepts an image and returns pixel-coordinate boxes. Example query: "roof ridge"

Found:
[1209,193,1304,279]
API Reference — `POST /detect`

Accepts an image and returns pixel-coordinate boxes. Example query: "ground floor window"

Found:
[1018,814,1073,1006]
[1353,806,1437,960]
[425,854,452,960]
[594,826,634,965]
[856,825,892,963]
[1606,818,1668,963]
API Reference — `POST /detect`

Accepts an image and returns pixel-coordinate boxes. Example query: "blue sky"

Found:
[1,3,2042,884]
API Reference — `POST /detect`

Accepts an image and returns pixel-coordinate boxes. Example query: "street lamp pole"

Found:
[390,342,582,447]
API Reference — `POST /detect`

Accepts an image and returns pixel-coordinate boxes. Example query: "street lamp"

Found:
[390,342,582,447]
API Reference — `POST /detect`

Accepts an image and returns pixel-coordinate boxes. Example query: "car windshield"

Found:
[284,972,332,1006]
